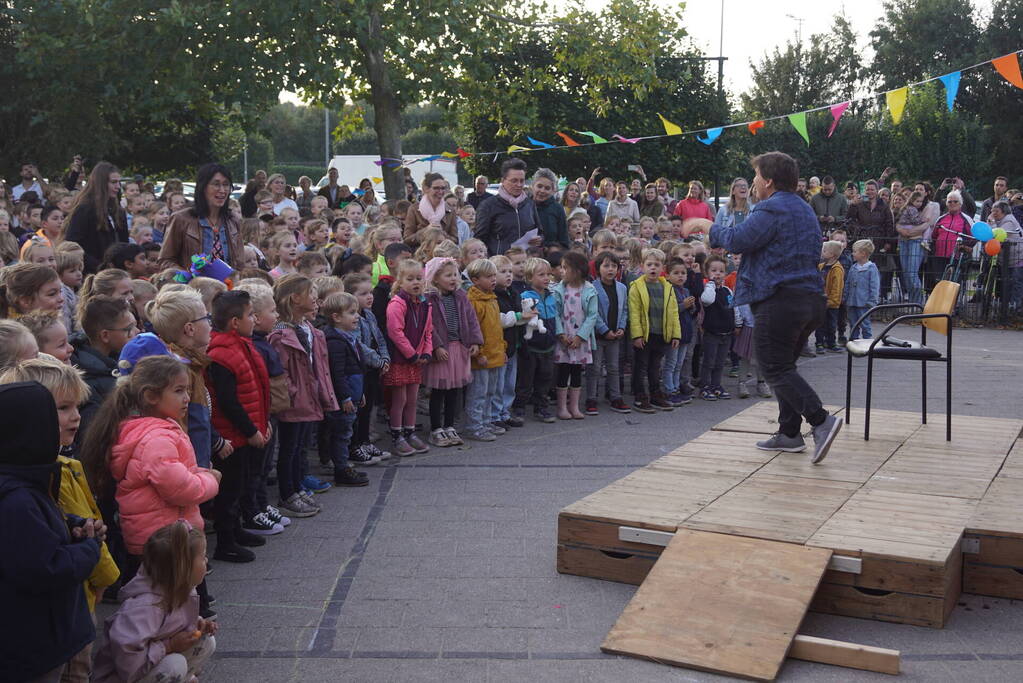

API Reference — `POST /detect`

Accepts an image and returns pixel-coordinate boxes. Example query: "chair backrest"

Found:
[922,280,959,335]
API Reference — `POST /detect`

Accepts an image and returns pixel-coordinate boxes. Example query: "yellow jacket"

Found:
[467,286,507,369]
[57,456,120,611]
[820,261,845,309]
[628,276,681,342]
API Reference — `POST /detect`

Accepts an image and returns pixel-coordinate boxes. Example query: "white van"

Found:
[316,155,460,200]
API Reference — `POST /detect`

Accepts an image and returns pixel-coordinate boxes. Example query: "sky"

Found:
[661,0,884,96]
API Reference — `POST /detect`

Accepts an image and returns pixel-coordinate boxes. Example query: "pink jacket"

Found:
[109,417,219,555]
[91,569,201,683]
[269,323,339,422]
[386,294,434,361]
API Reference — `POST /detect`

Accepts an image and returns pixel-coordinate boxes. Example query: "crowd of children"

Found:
[5,162,909,683]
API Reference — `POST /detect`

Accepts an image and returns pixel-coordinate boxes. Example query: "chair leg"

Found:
[921,360,927,425]
[946,358,952,442]
[865,356,874,441]
[845,353,853,425]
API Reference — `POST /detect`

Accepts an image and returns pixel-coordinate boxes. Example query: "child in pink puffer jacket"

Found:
[82,355,220,565]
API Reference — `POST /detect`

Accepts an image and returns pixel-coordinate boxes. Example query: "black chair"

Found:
[844,280,959,441]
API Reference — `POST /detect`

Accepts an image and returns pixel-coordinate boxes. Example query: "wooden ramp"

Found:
[601,530,832,681]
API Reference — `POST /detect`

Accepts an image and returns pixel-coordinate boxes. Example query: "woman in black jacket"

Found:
[61,162,129,273]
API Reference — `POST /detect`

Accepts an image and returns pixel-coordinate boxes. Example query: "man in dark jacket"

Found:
[0,381,102,682]
[474,158,542,256]
[693,152,841,465]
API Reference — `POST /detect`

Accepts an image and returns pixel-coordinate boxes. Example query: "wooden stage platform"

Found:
[558,401,1023,633]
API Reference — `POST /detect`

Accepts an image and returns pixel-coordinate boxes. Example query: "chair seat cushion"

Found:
[845,338,943,360]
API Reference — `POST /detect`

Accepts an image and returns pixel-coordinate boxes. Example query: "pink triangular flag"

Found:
[827,102,850,138]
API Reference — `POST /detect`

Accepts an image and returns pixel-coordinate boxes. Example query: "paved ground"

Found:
[98,328,1023,682]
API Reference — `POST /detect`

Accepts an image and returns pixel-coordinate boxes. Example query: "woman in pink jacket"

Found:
[79,355,221,563]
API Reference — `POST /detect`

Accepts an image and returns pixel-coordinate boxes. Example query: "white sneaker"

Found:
[429,428,452,447]
[444,428,463,445]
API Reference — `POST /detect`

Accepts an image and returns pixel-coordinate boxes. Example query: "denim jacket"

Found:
[357,308,390,370]
[844,261,880,308]
[709,191,824,305]
[592,278,629,336]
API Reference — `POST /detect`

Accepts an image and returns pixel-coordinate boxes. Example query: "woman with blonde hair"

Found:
[267,173,298,215]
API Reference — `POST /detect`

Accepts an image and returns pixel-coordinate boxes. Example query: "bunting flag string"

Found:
[374,48,1021,168]
[827,102,849,138]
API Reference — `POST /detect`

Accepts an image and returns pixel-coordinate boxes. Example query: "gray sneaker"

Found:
[467,429,496,442]
[755,432,807,453]
[278,494,319,518]
[811,415,843,464]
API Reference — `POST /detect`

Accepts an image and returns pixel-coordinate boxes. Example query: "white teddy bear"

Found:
[521,297,547,341]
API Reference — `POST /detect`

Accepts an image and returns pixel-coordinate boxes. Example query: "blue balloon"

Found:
[972,222,993,242]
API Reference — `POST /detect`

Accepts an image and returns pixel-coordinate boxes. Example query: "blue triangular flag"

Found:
[697,127,723,145]
[938,71,961,112]
[526,137,555,149]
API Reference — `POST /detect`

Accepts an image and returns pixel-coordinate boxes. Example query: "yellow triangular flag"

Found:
[886,87,908,125]
[440,151,459,158]
[507,145,531,153]
[371,177,383,184]
[658,113,682,136]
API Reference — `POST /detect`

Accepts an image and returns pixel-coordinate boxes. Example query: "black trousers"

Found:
[632,333,666,397]
[752,288,829,437]
[353,370,380,448]
[429,387,461,430]
[213,444,253,547]
[515,350,554,410]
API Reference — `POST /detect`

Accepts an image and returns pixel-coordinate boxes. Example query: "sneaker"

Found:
[350,446,383,466]
[815,344,825,354]
[298,490,321,509]
[200,606,218,621]
[738,381,750,399]
[827,345,844,353]
[214,545,255,563]
[242,512,284,536]
[301,476,332,494]
[392,436,416,457]
[609,399,632,413]
[488,423,507,435]
[756,382,773,398]
[264,505,291,528]
[534,408,556,423]
[406,432,430,453]
[335,466,369,487]
[278,490,317,517]
[714,387,731,400]
[236,529,266,547]
[633,399,656,414]
[728,366,739,378]
[584,399,599,415]
[651,394,673,411]
[755,432,807,453]
[504,415,525,428]
[444,427,464,446]
[700,388,717,401]
[467,429,496,442]
[429,428,452,447]
[362,443,391,461]
[811,415,843,464]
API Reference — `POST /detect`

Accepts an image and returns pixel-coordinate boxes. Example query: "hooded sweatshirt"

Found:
[109,417,219,555]
[91,569,201,683]
[0,382,100,682]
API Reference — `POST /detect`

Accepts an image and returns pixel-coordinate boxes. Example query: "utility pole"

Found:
[714,0,725,212]
[324,108,331,169]
[243,137,249,184]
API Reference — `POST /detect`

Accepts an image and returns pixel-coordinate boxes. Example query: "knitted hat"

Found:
[424,257,457,291]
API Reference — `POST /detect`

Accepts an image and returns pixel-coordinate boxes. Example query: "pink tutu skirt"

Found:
[423,342,473,390]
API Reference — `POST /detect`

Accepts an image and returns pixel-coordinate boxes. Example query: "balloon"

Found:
[984,239,1001,256]
[972,221,993,242]
[993,227,1008,242]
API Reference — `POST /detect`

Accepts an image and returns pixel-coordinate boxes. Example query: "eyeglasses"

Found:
[106,324,137,335]
[209,182,232,191]
[190,314,212,324]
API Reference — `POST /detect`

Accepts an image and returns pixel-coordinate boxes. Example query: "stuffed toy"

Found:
[521,297,547,341]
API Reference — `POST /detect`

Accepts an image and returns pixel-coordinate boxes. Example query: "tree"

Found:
[977,0,1023,181]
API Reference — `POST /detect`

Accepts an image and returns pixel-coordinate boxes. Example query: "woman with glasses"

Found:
[404,172,458,246]
[158,163,244,271]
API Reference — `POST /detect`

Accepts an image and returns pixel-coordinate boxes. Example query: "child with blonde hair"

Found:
[18,310,73,363]
[269,230,299,279]
[384,260,433,455]
[423,257,482,446]
[432,239,460,260]
[188,276,227,312]
[628,248,680,412]
[846,239,880,340]
[367,222,402,286]
[464,258,505,440]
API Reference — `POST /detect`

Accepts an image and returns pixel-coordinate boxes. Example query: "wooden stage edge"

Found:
[558,402,1023,631]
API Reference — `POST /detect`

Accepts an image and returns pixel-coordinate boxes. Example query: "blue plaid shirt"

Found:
[709,191,823,305]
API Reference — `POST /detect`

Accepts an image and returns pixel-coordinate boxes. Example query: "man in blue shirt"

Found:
[684,152,842,464]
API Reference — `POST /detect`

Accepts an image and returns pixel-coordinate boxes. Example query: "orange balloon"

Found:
[985,239,1002,256]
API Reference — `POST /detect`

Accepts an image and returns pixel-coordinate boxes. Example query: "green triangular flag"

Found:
[787,112,810,146]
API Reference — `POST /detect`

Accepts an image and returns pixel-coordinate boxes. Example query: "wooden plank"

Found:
[998,439,1023,479]
[811,582,948,628]
[758,433,901,484]
[789,635,900,675]
[712,402,844,435]
[966,477,1023,538]
[963,562,1023,600]
[601,530,832,681]
[681,474,858,544]
[556,543,659,585]
[807,489,978,565]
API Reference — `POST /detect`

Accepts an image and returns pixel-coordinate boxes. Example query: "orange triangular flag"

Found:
[555,132,580,147]
[748,120,765,135]
[992,53,1023,89]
